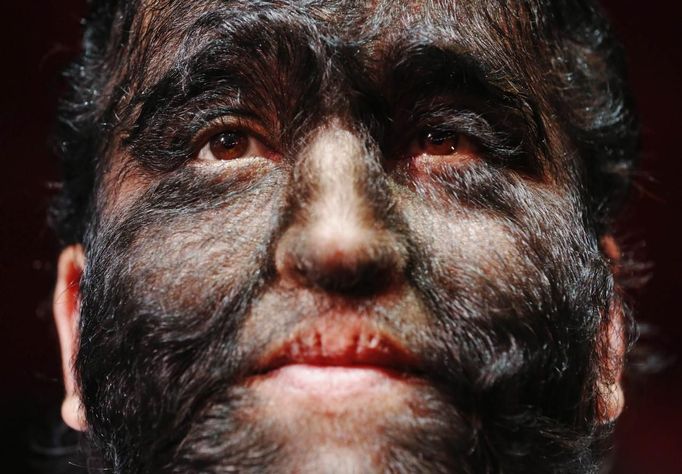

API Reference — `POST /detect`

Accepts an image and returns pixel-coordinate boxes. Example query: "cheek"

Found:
[402,197,523,283]
[119,171,286,314]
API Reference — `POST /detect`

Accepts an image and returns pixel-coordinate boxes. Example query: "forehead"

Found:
[123,0,526,87]
[136,0,457,37]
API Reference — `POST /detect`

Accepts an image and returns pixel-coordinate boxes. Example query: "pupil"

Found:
[429,133,447,145]
[426,132,452,145]
[218,132,240,149]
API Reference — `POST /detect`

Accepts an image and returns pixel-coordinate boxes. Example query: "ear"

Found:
[596,235,627,423]
[53,245,86,431]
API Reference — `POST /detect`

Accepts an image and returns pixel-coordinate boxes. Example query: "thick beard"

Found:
[75,167,614,473]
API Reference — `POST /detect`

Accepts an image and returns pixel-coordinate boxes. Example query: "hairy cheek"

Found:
[120,175,284,315]
[402,199,522,288]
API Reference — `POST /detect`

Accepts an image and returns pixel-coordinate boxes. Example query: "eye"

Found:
[418,130,460,155]
[197,130,269,162]
[407,129,478,165]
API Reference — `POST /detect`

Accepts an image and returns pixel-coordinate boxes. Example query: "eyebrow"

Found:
[128,9,537,119]
[124,6,328,142]
[373,39,544,168]
[126,39,250,134]
[378,37,539,122]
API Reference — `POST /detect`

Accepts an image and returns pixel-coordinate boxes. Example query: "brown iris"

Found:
[419,131,460,156]
[208,131,249,160]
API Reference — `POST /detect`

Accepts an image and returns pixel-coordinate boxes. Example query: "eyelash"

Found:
[191,117,257,154]
[414,115,519,160]
[188,113,287,163]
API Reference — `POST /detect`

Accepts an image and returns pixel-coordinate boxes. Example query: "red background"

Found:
[1,1,680,472]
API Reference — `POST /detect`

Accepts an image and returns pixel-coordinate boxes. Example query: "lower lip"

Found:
[250,364,408,398]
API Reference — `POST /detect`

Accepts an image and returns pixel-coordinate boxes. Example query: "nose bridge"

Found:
[275,124,405,295]
[302,126,372,227]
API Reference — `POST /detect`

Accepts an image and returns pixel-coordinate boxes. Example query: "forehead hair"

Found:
[51,0,639,245]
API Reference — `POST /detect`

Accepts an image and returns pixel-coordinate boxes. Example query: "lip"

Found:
[244,319,423,400]
[251,317,421,377]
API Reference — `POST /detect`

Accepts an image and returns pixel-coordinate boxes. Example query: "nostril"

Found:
[275,222,405,297]
[304,246,399,296]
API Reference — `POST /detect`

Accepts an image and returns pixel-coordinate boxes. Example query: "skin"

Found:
[53,1,625,472]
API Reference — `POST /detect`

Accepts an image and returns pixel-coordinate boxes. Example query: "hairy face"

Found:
[71,1,623,473]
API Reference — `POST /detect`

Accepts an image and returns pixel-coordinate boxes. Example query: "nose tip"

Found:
[275,219,405,296]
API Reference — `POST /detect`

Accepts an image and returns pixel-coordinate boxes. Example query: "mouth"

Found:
[245,318,423,399]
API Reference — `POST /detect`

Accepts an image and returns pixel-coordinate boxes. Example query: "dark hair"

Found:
[50,0,639,246]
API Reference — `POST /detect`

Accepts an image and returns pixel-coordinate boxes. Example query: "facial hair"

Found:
[73,158,616,474]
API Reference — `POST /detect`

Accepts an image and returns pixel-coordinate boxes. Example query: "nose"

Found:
[274,126,405,296]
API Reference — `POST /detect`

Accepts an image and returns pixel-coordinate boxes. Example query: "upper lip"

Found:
[253,318,421,375]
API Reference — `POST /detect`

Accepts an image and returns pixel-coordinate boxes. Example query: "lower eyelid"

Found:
[412,151,477,172]
[395,136,477,176]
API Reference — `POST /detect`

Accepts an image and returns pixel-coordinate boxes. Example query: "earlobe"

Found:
[597,300,626,422]
[53,245,87,431]
[597,235,627,423]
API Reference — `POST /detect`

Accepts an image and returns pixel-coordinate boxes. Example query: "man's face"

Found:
[60,1,622,472]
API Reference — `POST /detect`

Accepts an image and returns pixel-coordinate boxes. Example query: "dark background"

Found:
[1,1,680,472]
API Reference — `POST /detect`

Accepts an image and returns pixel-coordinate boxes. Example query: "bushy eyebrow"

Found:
[376,37,540,128]
[124,3,328,124]
[384,44,509,101]
[375,40,543,165]
[127,38,249,135]
[121,7,329,169]
[129,3,535,116]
